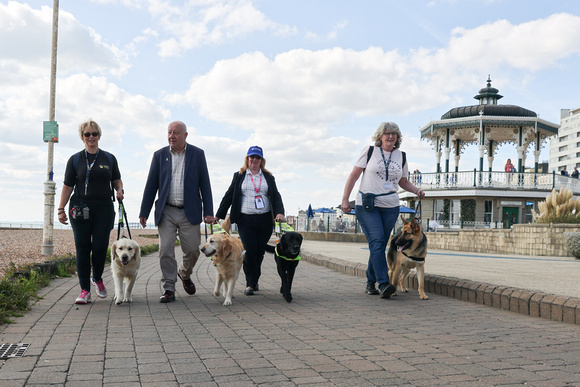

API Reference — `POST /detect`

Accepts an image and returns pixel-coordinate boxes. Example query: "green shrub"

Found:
[0,270,49,324]
[1,244,159,324]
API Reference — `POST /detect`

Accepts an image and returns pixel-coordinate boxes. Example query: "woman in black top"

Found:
[215,146,285,295]
[58,120,124,304]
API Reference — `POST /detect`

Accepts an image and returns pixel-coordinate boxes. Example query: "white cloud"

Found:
[306,20,348,41]
[148,0,297,57]
[0,2,129,77]
[170,12,580,136]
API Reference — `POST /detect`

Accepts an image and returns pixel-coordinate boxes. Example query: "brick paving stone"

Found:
[1,247,580,386]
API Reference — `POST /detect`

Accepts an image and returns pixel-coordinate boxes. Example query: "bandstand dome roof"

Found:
[441,75,537,120]
[441,104,537,120]
[419,75,559,138]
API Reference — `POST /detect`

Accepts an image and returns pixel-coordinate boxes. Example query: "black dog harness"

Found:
[401,251,425,262]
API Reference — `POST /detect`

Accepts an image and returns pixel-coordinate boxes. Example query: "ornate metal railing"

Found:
[409,170,580,194]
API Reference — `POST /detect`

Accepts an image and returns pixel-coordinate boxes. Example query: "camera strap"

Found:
[117,199,132,240]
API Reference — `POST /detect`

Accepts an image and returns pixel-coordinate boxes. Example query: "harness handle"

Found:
[117,199,132,240]
[414,199,422,221]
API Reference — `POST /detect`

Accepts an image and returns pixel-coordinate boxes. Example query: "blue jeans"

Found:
[356,205,400,286]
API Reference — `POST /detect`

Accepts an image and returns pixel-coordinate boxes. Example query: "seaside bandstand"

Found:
[401,76,580,228]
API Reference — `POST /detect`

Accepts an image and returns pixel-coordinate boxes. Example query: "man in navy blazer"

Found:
[139,121,215,303]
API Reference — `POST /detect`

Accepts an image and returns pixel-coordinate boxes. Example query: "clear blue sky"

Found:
[2,0,579,221]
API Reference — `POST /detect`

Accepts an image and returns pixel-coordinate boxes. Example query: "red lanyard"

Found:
[249,172,262,194]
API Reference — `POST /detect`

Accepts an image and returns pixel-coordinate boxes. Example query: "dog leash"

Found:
[275,221,282,243]
[414,199,422,221]
[117,199,132,240]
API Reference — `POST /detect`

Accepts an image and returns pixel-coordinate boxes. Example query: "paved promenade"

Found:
[0,241,579,386]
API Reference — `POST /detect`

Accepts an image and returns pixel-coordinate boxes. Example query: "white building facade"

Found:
[550,108,580,173]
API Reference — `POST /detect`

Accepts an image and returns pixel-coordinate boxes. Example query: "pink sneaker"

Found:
[93,279,108,298]
[75,290,91,304]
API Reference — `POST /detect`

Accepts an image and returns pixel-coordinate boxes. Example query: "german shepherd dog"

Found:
[265,232,303,303]
[387,216,429,300]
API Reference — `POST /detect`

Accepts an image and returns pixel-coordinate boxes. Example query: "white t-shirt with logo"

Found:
[354,146,408,208]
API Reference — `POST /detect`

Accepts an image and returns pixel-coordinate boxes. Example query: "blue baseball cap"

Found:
[247,146,263,158]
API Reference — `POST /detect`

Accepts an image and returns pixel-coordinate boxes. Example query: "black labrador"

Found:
[265,232,303,302]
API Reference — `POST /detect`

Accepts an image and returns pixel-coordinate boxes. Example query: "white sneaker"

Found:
[75,290,91,304]
[93,279,108,298]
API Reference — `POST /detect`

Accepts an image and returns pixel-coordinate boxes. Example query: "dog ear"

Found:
[219,237,233,258]
[135,243,141,260]
[401,216,409,225]
[110,241,118,261]
[411,218,421,232]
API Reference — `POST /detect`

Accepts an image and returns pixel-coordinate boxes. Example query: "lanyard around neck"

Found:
[379,148,393,180]
[84,149,99,195]
[249,171,262,194]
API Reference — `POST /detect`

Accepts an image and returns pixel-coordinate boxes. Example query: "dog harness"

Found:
[275,245,301,261]
[401,251,425,262]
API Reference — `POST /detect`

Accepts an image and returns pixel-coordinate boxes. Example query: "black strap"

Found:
[366,146,374,164]
[366,147,406,168]
[402,251,425,262]
[358,190,395,197]
[117,199,132,240]
[415,200,422,221]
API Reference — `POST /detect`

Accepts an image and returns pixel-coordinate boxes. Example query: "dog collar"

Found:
[211,251,232,267]
[401,251,425,262]
[275,245,301,261]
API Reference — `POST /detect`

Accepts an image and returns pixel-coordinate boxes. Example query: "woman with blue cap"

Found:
[216,146,286,295]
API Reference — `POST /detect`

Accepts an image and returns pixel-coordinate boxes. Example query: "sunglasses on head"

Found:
[83,132,99,137]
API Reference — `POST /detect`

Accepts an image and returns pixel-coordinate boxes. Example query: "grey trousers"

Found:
[158,206,201,292]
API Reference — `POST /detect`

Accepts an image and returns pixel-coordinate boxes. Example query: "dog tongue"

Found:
[398,246,404,252]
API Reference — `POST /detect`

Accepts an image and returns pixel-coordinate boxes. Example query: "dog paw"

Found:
[420,294,429,300]
[223,299,232,306]
[214,291,221,297]
[124,297,132,303]
[284,293,293,303]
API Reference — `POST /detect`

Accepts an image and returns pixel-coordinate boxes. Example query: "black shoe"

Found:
[178,273,196,295]
[254,284,259,291]
[160,290,175,303]
[379,283,396,299]
[244,286,255,295]
[365,283,380,295]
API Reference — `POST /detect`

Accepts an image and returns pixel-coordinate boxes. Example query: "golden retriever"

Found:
[201,218,245,306]
[110,238,141,305]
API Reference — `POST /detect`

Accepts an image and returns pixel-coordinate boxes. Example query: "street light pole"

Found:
[41,0,59,256]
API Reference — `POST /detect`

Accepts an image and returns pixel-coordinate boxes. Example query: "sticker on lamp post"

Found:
[43,121,59,142]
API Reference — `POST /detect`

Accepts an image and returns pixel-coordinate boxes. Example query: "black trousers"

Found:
[237,212,273,288]
[70,200,114,291]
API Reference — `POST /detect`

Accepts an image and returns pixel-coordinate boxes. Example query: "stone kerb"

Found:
[300,251,579,325]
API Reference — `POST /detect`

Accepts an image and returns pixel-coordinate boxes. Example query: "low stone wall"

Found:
[302,223,580,257]
[426,223,580,257]
[300,231,367,243]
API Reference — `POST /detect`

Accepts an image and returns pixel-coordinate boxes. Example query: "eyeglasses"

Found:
[248,155,262,160]
[83,132,99,137]
[383,132,398,137]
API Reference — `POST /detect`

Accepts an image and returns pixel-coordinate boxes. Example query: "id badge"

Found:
[255,196,265,209]
[384,182,394,190]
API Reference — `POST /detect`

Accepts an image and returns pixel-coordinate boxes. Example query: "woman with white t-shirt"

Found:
[341,122,425,299]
